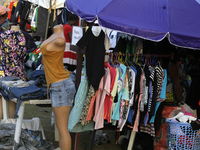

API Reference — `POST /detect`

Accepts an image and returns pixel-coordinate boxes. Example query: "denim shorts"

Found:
[49,78,76,107]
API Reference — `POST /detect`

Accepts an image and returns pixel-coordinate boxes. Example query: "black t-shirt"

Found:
[77,27,105,90]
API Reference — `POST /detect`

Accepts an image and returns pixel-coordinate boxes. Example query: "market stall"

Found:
[65,0,200,150]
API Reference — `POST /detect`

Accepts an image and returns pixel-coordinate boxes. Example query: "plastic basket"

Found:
[166,119,200,150]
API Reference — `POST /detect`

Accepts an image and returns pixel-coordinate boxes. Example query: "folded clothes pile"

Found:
[0,76,47,117]
[168,107,200,130]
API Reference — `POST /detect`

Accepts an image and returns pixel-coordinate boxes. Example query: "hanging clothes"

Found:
[68,58,94,132]
[7,1,15,20]
[33,7,58,38]
[109,30,118,49]
[63,24,77,66]
[13,0,23,24]
[110,68,119,123]
[111,63,126,124]
[104,62,116,123]
[77,27,106,90]
[119,73,130,131]
[93,67,110,129]
[79,85,95,125]
[0,30,27,80]
[85,90,98,122]
[30,6,38,31]
[19,1,31,31]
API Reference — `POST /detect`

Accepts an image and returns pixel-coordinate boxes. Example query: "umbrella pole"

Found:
[127,131,136,150]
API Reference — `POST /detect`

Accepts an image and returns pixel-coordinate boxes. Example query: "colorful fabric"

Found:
[94,67,110,129]
[0,20,12,32]
[111,64,126,122]
[85,90,98,122]
[118,99,126,128]
[0,30,27,80]
[63,24,77,65]
[104,62,116,123]
[68,58,94,132]
[79,85,95,125]
[160,69,167,99]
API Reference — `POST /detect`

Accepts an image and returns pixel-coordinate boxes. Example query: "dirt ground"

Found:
[23,104,124,150]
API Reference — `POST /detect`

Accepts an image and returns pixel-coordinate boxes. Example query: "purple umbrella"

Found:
[65,0,200,49]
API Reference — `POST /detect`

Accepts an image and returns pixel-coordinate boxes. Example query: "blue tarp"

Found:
[65,0,200,49]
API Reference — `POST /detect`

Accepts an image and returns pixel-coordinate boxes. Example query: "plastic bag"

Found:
[154,106,178,150]
[0,123,53,150]
[94,130,109,145]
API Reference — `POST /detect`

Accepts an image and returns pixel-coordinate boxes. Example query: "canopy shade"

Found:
[65,0,200,49]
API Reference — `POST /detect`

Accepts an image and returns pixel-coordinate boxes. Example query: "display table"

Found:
[1,96,51,145]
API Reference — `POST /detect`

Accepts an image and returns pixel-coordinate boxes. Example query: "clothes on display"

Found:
[68,59,94,132]
[0,75,47,117]
[4,0,69,34]
[77,27,107,91]
[33,6,59,38]
[0,19,12,32]
[0,30,28,80]
[63,24,77,66]
[69,50,168,138]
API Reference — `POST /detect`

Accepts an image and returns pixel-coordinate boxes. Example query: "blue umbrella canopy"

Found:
[66,0,200,49]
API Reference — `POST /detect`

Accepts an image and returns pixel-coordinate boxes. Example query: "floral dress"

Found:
[0,30,27,80]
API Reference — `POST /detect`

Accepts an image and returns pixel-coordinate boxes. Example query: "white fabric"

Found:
[104,34,111,52]
[63,57,77,65]
[129,69,135,106]
[109,30,118,48]
[63,43,77,65]
[28,0,65,9]
[1,117,46,139]
[30,6,38,28]
[2,80,30,87]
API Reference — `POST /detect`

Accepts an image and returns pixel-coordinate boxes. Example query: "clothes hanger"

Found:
[124,54,129,66]
[105,53,109,63]
[109,53,115,68]
[135,54,141,67]
[118,52,124,65]
[151,54,158,66]
[127,55,135,67]
[114,53,121,65]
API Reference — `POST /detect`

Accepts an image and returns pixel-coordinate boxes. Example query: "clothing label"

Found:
[71,26,83,45]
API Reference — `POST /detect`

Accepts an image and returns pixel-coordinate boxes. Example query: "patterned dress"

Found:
[0,30,27,80]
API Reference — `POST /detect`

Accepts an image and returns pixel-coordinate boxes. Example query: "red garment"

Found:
[26,23,31,31]
[63,24,77,65]
[63,24,72,43]
[7,2,15,20]
[104,62,116,123]
[85,90,98,122]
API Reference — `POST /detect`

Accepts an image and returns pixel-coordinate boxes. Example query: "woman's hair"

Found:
[69,14,79,22]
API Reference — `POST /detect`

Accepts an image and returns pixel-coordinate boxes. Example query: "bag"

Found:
[154,106,178,150]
